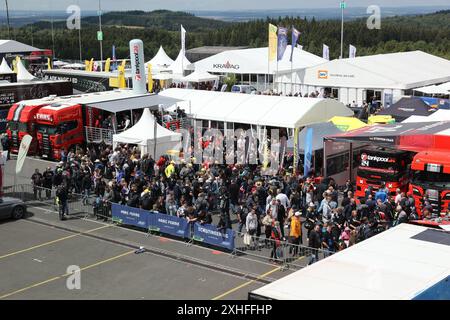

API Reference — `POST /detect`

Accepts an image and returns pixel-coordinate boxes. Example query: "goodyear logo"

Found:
[318,70,328,79]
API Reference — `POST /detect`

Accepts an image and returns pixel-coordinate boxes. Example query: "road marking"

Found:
[0,224,112,260]
[0,250,134,299]
[212,255,307,300]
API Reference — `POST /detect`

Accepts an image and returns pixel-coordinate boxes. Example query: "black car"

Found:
[0,197,27,220]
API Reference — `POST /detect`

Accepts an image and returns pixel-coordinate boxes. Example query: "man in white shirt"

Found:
[266,198,278,220]
[275,189,290,210]
[394,188,402,205]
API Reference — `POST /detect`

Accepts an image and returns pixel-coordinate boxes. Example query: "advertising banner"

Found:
[111,203,149,229]
[149,212,189,238]
[193,223,235,251]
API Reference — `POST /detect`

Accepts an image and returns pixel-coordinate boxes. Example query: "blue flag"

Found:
[277,26,288,61]
[290,27,301,62]
[304,127,313,177]
[112,45,117,71]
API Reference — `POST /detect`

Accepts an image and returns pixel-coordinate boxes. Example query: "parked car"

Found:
[0,197,27,221]
[231,85,257,94]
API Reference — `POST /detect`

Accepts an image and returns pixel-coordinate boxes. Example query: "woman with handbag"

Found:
[262,210,274,247]
[245,207,258,250]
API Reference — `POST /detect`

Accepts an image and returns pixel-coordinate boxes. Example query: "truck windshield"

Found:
[37,125,59,135]
[413,171,450,185]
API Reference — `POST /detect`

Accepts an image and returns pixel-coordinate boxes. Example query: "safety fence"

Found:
[4,186,333,269]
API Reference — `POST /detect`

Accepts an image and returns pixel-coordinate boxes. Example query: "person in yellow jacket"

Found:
[289,211,302,256]
[165,161,176,178]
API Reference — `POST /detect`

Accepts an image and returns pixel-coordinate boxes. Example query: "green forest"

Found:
[0,9,449,61]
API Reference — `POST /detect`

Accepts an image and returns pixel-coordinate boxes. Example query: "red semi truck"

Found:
[355,146,412,198]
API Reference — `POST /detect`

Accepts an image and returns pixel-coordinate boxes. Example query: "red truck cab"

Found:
[6,102,48,155]
[355,147,412,198]
[35,103,84,160]
[409,151,450,217]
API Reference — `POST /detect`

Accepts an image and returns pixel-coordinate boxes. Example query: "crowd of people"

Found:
[29,142,449,263]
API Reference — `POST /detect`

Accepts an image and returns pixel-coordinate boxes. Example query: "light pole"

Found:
[340,1,346,59]
[98,0,103,71]
[5,0,11,38]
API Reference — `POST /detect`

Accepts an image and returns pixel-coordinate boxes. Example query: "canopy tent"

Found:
[180,70,218,83]
[60,63,85,69]
[327,121,450,152]
[0,58,13,74]
[167,50,194,75]
[329,116,367,132]
[0,40,41,54]
[193,45,326,75]
[113,108,181,157]
[377,97,442,122]
[53,60,69,67]
[414,82,450,95]
[145,46,174,70]
[16,60,36,81]
[152,73,183,80]
[159,88,353,129]
[403,109,450,123]
[296,122,343,152]
[281,51,450,90]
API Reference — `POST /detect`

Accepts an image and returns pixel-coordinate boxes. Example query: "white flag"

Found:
[323,44,329,60]
[349,44,357,58]
[181,25,186,54]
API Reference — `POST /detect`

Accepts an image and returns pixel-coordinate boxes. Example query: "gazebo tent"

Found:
[0,58,13,74]
[403,109,450,123]
[113,108,182,157]
[168,50,194,75]
[146,46,174,71]
[16,60,36,82]
[180,70,219,83]
[377,97,441,122]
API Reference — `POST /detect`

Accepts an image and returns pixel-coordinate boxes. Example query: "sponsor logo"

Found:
[133,44,142,81]
[36,113,53,122]
[212,61,239,70]
[318,70,328,79]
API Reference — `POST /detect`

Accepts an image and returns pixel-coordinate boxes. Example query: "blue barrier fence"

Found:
[111,203,235,251]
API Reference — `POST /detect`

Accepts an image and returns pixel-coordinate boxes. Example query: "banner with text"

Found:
[193,223,235,251]
[111,203,149,229]
[149,212,190,238]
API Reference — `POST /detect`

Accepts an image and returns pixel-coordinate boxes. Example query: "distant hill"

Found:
[30,10,228,31]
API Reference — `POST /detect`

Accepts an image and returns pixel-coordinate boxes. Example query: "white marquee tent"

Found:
[193,46,326,75]
[168,49,194,75]
[16,60,36,81]
[159,88,353,129]
[145,46,174,71]
[276,51,450,106]
[113,108,182,157]
[180,70,218,83]
[402,109,450,123]
[414,82,450,95]
[0,58,13,74]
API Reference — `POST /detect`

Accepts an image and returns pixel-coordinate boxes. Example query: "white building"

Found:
[193,46,326,91]
[275,50,450,106]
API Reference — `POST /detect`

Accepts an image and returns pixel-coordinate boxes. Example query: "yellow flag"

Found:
[147,63,153,92]
[12,58,18,73]
[268,23,278,62]
[160,79,165,88]
[118,63,126,88]
[89,58,94,71]
[85,60,90,71]
[104,58,111,72]
[47,58,52,70]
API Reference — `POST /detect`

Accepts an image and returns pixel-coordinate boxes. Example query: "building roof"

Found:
[250,224,450,300]
[193,46,326,75]
[159,88,353,129]
[0,40,41,54]
[283,51,450,90]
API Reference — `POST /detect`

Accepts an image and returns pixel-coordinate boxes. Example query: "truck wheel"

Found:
[12,206,25,219]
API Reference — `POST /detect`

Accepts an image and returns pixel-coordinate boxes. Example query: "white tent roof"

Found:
[180,70,218,83]
[283,51,450,90]
[146,46,174,69]
[0,40,41,54]
[414,82,450,95]
[61,63,85,69]
[113,108,181,146]
[168,50,194,75]
[0,58,13,74]
[193,46,326,75]
[16,60,36,81]
[251,224,450,300]
[159,88,353,128]
[403,109,450,123]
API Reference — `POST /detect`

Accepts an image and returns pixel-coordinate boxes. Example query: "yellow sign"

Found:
[47,58,52,70]
[84,60,90,71]
[268,23,278,62]
[147,63,153,92]
[104,58,111,72]
[88,58,94,72]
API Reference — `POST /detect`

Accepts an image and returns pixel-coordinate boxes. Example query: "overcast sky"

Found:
[4,0,450,11]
